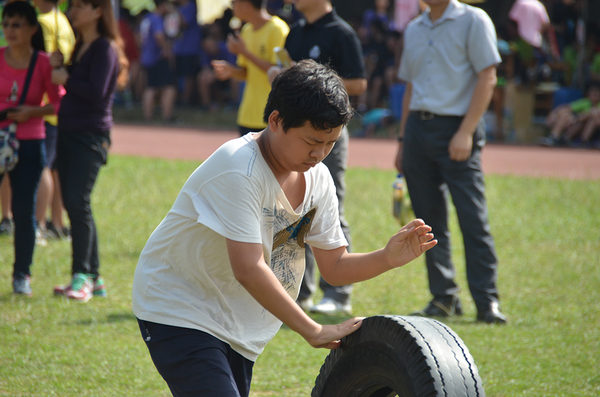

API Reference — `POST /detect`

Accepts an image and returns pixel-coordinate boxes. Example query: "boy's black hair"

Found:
[154,0,170,8]
[587,81,600,93]
[264,60,353,132]
[2,1,38,27]
[2,1,45,52]
[247,0,266,10]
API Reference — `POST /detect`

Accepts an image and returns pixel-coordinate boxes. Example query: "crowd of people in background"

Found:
[107,0,600,145]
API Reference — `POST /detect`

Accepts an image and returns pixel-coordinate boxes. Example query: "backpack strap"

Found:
[18,50,39,105]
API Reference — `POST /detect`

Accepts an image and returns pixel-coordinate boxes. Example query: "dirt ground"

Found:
[110,124,600,180]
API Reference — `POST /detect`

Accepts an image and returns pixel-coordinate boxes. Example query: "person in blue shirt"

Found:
[139,0,176,121]
[173,0,201,106]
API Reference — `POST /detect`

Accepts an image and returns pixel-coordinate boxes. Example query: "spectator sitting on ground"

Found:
[197,23,238,112]
[541,81,600,147]
[362,0,391,35]
[358,19,395,112]
[172,0,201,106]
[139,0,177,122]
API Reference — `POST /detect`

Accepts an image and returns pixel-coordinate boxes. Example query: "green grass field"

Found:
[1,155,599,396]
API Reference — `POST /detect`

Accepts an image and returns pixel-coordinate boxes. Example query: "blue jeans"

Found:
[0,139,45,278]
[56,129,110,276]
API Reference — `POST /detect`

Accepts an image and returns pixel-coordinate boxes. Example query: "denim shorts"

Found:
[137,319,254,397]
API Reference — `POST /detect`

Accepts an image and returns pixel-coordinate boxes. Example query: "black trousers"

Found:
[402,113,500,311]
[0,139,45,278]
[56,129,110,277]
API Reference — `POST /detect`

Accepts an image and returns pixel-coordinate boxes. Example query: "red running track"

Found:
[110,124,600,180]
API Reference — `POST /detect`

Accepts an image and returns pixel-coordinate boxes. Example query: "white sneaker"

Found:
[65,273,93,302]
[310,297,352,316]
[35,227,48,246]
[297,298,314,312]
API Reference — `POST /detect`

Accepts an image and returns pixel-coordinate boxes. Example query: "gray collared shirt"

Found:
[398,0,500,116]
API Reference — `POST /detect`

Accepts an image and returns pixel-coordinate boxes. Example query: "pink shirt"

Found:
[0,48,64,140]
[394,0,421,33]
[509,0,550,48]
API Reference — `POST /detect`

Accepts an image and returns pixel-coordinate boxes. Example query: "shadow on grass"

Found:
[107,311,137,323]
[68,311,137,326]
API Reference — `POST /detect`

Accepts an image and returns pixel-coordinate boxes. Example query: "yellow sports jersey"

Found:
[38,10,75,126]
[236,16,289,129]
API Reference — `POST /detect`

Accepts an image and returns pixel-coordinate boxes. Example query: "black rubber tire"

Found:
[312,315,485,397]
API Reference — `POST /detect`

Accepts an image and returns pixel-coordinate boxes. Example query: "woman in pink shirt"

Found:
[0,1,63,296]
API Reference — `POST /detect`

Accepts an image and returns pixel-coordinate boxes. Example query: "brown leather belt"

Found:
[411,111,461,120]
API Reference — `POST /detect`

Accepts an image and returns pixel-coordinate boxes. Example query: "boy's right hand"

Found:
[304,317,364,349]
[267,65,284,84]
[50,51,64,69]
[211,60,233,81]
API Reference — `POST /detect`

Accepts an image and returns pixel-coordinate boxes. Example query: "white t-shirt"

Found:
[132,134,347,361]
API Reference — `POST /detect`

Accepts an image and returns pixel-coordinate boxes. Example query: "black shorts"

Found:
[175,55,200,78]
[146,59,176,88]
[138,319,254,397]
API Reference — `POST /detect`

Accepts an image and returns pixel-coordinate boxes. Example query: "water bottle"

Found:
[392,174,404,221]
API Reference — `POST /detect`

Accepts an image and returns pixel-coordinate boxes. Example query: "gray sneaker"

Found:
[310,297,352,316]
[13,276,32,297]
[0,217,13,236]
[296,298,314,312]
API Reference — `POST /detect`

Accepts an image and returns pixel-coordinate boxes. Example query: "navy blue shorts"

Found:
[175,55,200,78]
[137,319,254,397]
[44,122,58,169]
[145,59,176,88]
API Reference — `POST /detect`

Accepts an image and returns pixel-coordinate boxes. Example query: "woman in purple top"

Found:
[50,0,128,302]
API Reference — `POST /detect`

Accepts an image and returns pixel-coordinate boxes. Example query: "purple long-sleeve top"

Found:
[58,37,119,133]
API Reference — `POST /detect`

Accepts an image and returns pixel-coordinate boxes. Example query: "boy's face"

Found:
[269,114,342,173]
[293,0,324,15]
[589,87,600,105]
[231,0,251,21]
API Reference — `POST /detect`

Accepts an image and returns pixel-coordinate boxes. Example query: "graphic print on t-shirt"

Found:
[268,206,316,294]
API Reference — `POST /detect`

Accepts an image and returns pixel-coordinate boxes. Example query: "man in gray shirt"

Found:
[394,0,507,324]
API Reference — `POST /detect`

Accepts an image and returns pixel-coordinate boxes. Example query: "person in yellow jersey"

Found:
[32,0,75,241]
[212,0,289,136]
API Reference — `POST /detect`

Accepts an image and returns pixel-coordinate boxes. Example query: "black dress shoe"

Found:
[412,296,463,318]
[477,301,507,324]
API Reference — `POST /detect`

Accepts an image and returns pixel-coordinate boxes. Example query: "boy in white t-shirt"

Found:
[132,59,437,397]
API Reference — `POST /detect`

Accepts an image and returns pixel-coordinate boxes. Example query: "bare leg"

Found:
[180,76,195,105]
[550,108,576,140]
[142,88,156,121]
[1,176,11,220]
[160,86,177,121]
[492,86,505,141]
[35,167,53,230]
[368,76,384,110]
[197,69,214,108]
[50,169,65,230]
[580,112,600,143]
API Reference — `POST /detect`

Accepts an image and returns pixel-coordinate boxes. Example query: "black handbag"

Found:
[0,50,39,173]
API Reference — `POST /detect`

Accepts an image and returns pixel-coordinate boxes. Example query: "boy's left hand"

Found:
[385,219,437,269]
[226,32,246,55]
[7,106,33,123]
[51,67,69,85]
